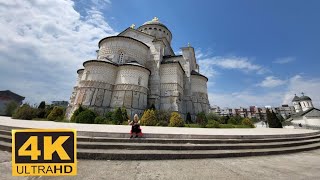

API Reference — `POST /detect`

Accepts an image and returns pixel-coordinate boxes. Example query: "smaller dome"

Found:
[292,95,300,102]
[300,95,312,101]
[142,17,169,29]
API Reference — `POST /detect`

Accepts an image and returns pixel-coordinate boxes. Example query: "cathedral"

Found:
[66,17,210,120]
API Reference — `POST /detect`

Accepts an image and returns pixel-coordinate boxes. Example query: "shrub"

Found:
[75,109,96,124]
[220,116,230,124]
[155,110,170,125]
[186,112,192,124]
[241,118,255,128]
[105,111,113,121]
[121,107,129,121]
[206,120,220,128]
[47,106,64,121]
[12,104,36,120]
[229,115,243,125]
[196,112,208,127]
[140,109,157,126]
[169,112,185,127]
[36,109,47,119]
[94,116,106,124]
[70,105,85,122]
[219,124,235,128]
[5,101,19,116]
[184,124,201,128]
[112,107,124,125]
[206,112,220,122]
[156,121,169,126]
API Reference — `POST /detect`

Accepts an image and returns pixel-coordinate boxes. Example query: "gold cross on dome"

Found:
[130,24,135,29]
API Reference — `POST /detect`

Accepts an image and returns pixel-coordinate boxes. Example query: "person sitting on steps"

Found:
[128,114,143,138]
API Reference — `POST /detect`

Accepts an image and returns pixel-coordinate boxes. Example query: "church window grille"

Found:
[118,52,124,64]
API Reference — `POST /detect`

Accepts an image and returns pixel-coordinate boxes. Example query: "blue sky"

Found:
[0,0,319,108]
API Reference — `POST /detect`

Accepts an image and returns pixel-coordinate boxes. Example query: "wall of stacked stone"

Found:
[137,24,172,43]
[98,37,149,66]
[191,75,207,94]
[82,61,118,84]
[159,64,184,113]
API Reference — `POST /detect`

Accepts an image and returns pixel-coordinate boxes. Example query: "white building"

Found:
[66,17,210,120]
[288,93,320,129]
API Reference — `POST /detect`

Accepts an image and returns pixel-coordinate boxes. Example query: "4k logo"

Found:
[12,129,77,176]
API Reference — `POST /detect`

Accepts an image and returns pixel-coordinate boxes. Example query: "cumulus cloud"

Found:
[198,54,268,75]
[0,0,117,104]
[257,76,286,88]
[209,75,320,108]
[282,75,320,107]
[273,56,296,64]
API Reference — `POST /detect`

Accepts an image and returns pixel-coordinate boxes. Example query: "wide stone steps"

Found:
[1,129,320,160]
[76,142,320,160]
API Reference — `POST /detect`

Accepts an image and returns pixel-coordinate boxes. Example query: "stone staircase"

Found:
[1,128,320,160]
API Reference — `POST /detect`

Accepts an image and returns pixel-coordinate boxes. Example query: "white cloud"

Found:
[273,57,295,64]
[198,56,269,76]
[0,0,117,104]
[282,75,320,107]
[209,75,320,109]
[257,76,286,88]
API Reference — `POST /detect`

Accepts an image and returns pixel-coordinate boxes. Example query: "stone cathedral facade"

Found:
[66,17,210,120]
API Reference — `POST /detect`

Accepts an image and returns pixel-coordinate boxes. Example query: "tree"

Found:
[169,112,185,127]
[272,111,283,128]
[112,107,123,125]
[241,118,255,128]
[47,106,64,121]
[70,105,85,122]
[149,104,156,110]
[121,107,129,121]
[206,112,220,122]
[267,109,283,128]
[38,101,46,109]
[12,104,36,120]
[186,112,192,124]
[140,109,157,126]
[155,110,171,126]
[5,101,19,116]
[75,109,96,124]
[196,112,208,127]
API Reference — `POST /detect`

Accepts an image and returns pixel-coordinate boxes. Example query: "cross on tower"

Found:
[301,92,305,96]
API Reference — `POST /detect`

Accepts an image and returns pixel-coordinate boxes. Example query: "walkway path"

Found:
[0,116,317,136]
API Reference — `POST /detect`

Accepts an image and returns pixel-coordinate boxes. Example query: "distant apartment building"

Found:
[210,104,296,121]
[52,101,68,107]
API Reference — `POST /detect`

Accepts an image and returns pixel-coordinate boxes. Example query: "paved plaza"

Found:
[1,150,320,180]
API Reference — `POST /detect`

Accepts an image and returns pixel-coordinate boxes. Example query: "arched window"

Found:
[138,77,142,85]
[118,51,124,64]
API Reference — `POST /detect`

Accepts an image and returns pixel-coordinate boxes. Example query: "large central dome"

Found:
[138,17,172,43]
[143,17,167,27]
